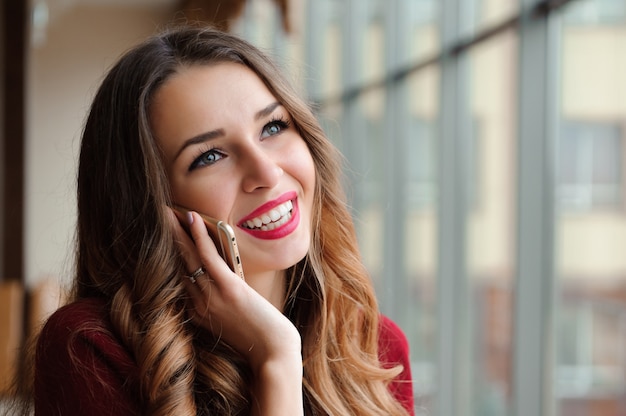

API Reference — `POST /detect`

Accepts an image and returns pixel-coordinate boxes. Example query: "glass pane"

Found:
[363,0,385,85]
[405,66,440,413]
[408,0,440,62]
[471,0,519,34]
[353,88,386,281]
[556,1,626,415]
[467,29,518,416]
[311,2,442,412]
[366,0,440,73]
[323,1,344,99]
[558,121,623,211]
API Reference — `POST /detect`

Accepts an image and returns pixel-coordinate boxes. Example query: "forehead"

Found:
[149,62,286,159]
[151,62,278,131]
[154,62,274,107]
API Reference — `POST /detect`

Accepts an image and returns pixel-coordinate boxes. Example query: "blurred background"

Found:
[1,0,625,415]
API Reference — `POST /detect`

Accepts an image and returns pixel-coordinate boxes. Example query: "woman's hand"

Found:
[168,208,303,415]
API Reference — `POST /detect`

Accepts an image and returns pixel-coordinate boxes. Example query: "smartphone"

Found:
[174,206,245,280]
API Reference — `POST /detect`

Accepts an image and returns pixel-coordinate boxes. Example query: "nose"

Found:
[241,147,283,193]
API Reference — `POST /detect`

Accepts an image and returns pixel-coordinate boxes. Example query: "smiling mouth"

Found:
[241,200,294,231]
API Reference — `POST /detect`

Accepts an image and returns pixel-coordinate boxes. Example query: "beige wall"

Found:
[559,27,626,280]
[26,4,170,287]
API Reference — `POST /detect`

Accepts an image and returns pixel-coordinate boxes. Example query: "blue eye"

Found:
[189,148,225,171]
[261,118,290,139]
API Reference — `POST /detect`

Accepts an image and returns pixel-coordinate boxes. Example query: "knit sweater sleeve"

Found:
[34,298,141,416]
[378,315,415,415]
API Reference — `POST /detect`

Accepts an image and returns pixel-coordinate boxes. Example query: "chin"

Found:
[243,241,310,276]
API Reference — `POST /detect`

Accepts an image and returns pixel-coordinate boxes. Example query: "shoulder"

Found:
[38,297,124,358]
[41,297,109,334]
[38,297,106,354]
[379,315,408,343]
[35,297,140,415]
[378,315,415,415]
[378,315,410,363]
[37,296,135,375]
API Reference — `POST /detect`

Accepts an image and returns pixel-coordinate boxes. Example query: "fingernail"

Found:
[187,211,194,225]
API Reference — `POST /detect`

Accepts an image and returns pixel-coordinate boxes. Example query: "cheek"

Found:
[288,142,317,193]
[169,175,234,217]
[287,148,317,228]
[169,175,203,204]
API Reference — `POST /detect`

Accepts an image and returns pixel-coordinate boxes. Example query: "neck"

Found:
[246,270,286,311]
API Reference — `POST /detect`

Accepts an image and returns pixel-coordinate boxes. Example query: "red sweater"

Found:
[35,298,414,415]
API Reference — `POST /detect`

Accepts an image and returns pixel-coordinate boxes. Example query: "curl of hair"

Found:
[72,26,408,415]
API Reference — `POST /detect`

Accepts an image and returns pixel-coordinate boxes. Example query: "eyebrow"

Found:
[173,128,225,161]
[255,101,281,120]
[173,101,283,161]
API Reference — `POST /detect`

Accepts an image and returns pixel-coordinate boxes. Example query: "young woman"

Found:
[32,27,413,415]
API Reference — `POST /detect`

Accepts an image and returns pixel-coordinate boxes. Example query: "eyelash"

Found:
[188,145,224,172]
[187,116,292,172]
[262,116,291,138]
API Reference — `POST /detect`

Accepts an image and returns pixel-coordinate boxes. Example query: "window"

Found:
[558,121,623,211]
[239,0,626,414]
[406,118,436,208]
[558,293,626,399]
[564,0,626,25]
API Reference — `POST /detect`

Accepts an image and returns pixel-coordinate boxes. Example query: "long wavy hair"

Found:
[72,26,408,415]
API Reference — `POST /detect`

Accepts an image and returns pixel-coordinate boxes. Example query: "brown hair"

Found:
[73,26,408,415]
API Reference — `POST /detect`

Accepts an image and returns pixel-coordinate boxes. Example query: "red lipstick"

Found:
[238,191,300,240]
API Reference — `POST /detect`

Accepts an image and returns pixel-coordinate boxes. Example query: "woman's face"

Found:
[152,62,316,277]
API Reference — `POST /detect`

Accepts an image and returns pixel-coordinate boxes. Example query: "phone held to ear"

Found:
[174,206,245,280]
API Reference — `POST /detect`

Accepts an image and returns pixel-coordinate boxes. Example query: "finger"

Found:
[168,208,212,279]
[169,209,228,301]
[186,211,240,290]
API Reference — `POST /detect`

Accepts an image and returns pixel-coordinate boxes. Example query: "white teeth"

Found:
[245,200,293,230]
[269,209,281,222]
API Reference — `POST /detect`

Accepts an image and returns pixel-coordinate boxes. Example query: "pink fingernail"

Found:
[186,211,194,225]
